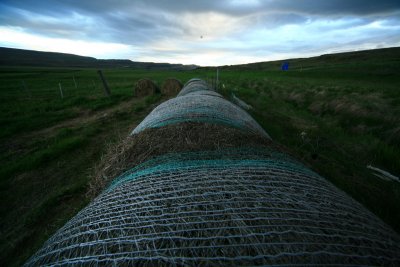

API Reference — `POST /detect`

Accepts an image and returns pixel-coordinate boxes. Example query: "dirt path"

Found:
[30,98,139,138]
[2,98,142,157]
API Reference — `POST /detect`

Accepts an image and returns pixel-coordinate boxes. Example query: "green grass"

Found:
[1,47,400,266]
[218,54,400,234]
[0,135,85,181]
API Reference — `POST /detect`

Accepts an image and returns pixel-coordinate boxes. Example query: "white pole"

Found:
[73,76,77,89]
[59,82,64,99]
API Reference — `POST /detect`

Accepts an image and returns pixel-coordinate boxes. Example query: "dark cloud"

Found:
[2,0,400,19]
[252,13,309,28]
[0,6,93,40]
[267,0,400,16]
[0,1,181,45]
[80,0,400,16]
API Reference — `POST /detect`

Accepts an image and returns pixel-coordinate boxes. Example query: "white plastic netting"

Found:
[132,79,270,138]
[177,78,215,97]
[25,148,400,266]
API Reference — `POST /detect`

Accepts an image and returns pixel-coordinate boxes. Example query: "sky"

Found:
[0,0,400,66]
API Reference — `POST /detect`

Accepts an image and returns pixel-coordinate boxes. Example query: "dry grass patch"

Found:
[286,91,305,105]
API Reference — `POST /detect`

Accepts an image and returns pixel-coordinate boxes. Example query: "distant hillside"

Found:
[220,47,400,71]
[2,46,399,71]
[0,47,198,70]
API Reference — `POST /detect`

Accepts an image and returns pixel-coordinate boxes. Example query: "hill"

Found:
[219,46,400,71]
[0,47,198,70]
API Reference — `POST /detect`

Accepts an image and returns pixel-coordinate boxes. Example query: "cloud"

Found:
[0,0,400,65]
[269,0,400,16]
[4,0,397,16]
[0,26,134,58]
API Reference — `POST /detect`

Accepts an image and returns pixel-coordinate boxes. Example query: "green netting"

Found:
[107,147,314,191]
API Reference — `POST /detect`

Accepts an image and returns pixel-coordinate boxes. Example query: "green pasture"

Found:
[1,48,400,265]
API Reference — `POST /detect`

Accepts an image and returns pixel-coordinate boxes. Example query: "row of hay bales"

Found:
[134,78,182,97]
[25,79,400,266]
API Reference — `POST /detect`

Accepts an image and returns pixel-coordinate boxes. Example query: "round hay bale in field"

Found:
[134,79,159,97]
[161,78,183,96]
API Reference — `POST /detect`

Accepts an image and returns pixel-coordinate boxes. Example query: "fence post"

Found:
[97,70,111,96]
[58,82,64,99]
[73,76,78,89]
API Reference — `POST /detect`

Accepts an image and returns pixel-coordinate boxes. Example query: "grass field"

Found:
[1,47,400,266]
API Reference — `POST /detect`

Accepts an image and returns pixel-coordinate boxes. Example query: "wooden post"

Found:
[58,83,64,99]
[97,70,111,96]
[73,76,77,89]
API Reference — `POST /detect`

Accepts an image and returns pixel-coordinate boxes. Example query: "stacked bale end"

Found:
[132,78,269,137]
[161,78,183,97]
[134,78,159,97]
[178,78,215,97]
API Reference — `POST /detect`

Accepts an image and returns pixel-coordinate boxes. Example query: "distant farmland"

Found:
[0,47,399,266]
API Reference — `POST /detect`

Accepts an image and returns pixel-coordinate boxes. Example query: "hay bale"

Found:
[134,78,159,97]
[29,141,400,266]
[131,87,269,138]
[161,78,183,96]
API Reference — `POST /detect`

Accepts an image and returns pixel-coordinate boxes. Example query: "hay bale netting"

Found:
[132,79,269,137]
[178,78,214,97]
[161,78,183,96]
[134,78,159,97]
[26,147,400,266]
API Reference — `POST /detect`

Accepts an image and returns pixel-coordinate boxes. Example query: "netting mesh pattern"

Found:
[131,94,268,137]
[178,78,214,97]
[25,148,400,266]
[132,79,269,137]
